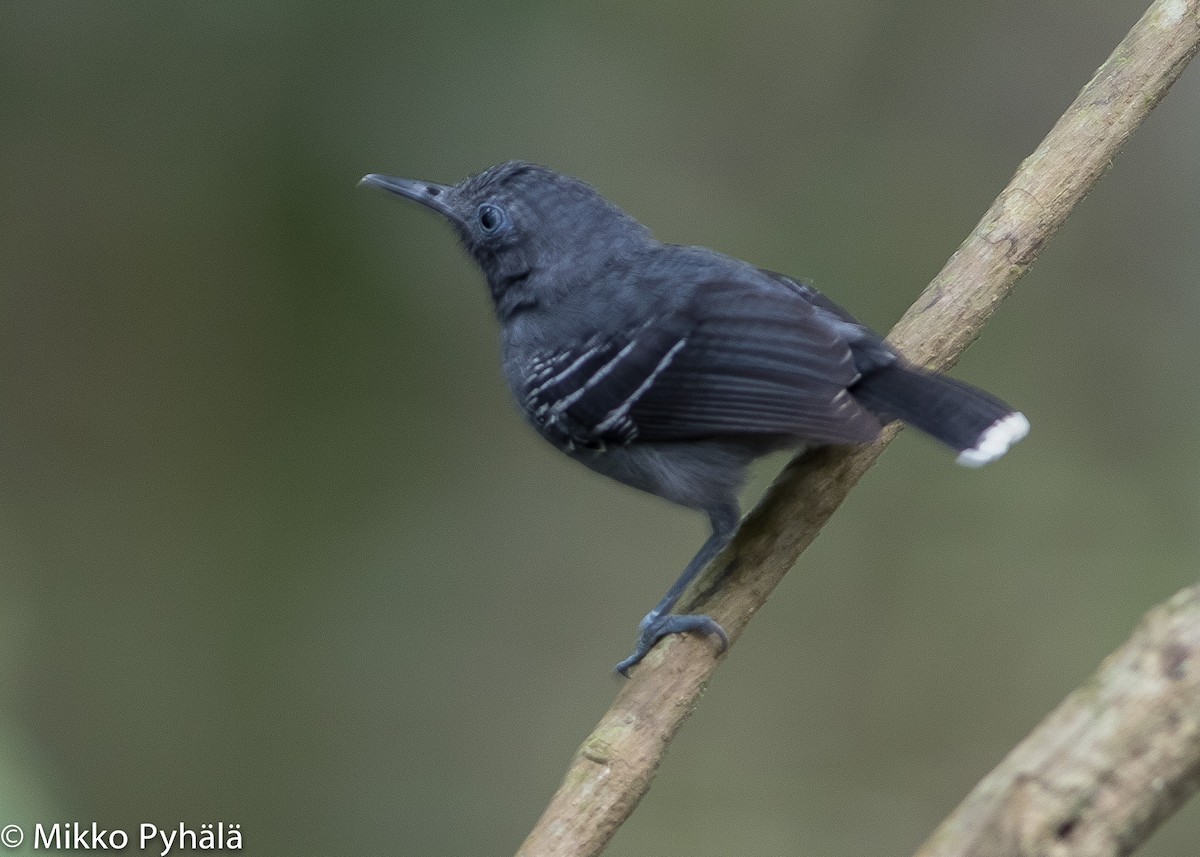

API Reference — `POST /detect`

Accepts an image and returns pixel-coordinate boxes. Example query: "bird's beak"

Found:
[359,174,460,223]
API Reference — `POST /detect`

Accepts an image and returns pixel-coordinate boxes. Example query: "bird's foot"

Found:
[614,612,729,676]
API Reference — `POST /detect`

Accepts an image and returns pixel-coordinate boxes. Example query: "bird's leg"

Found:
[615,504,740,676]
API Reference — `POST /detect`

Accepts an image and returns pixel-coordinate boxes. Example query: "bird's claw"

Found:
[614,613,729,676]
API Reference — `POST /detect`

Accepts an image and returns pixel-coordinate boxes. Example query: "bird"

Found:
[360,161,1029,675]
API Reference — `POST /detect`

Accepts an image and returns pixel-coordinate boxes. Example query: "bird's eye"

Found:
[476,203,507,235]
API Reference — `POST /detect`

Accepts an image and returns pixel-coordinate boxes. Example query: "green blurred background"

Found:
[2,1,1198,855]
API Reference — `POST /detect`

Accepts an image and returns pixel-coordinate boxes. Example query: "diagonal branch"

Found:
[515,2,1200,855]
[912,580,1200,857]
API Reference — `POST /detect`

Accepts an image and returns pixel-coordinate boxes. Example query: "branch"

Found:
[515,2,1200,855]
[913,581,1200,857]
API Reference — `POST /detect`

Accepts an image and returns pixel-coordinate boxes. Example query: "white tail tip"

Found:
[955,412,1030,467]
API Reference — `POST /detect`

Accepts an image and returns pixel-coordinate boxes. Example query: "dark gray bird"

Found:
[361,161,1028,675]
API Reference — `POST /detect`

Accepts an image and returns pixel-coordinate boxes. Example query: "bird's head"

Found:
[361,161,653,315]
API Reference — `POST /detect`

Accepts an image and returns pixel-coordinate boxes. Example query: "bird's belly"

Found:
[567,439,770,514]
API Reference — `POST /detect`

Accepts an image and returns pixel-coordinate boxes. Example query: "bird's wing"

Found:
[520,279,883,449]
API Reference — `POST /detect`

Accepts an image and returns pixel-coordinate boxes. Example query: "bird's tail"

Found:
[850,362,1029,466]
